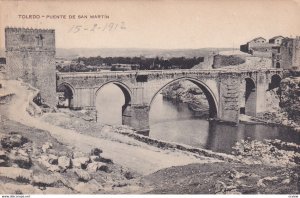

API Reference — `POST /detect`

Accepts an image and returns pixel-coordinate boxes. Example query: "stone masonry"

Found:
[5,28,56,105]
[57,69,283,132]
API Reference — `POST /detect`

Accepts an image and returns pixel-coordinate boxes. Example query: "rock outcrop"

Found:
[279,77,300,125]
[161,81,209,117]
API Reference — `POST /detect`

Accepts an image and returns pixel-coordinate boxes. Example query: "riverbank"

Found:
[0,79,299,194]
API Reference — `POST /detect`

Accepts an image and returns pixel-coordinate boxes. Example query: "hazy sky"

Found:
[0,0,300,49]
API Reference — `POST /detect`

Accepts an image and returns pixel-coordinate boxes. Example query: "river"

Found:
[96,84,300,154]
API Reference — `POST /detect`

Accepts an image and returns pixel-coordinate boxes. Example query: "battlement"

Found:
[5,27,55,34]
[5,27,55,51]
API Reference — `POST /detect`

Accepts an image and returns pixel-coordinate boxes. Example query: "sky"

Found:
[0,0,300,49]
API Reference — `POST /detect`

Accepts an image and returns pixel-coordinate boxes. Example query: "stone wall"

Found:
[279,37,300,70]
[212,55,246,68]
[252,51,272,58]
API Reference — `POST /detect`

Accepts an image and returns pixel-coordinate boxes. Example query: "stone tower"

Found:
[273,36,300,70]
[5,27,56,105]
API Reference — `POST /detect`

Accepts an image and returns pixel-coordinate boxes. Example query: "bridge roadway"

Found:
[56,68,283,133]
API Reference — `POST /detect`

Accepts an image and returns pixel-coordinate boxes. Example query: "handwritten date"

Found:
[68,22,126,33]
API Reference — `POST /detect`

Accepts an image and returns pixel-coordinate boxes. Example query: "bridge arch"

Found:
[242,77,257,116]
[57,82,75,108]
[94,81,132,107]
[268,74,282,90]
[94,81,132,124]
[149,77,218,118]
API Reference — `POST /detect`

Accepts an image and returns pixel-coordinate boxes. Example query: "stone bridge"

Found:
[56,69,283,133]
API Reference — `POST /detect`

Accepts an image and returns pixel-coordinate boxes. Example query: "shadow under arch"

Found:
[268,74,282,90]
[57,82,75,108]
[149,77,218,118]
[94,81,132,119]
[244,77,256,116]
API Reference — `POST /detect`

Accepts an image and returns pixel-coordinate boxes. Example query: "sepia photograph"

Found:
[0,0,299,195]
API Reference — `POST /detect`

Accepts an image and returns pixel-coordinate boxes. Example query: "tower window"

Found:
[36,34,44,47]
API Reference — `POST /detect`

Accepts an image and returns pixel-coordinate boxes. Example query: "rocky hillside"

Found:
[161,81,209,117]
[0,118,138,194]
[280,77,300,125]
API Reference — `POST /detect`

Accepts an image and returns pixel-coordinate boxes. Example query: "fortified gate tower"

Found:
[5,27,56,105]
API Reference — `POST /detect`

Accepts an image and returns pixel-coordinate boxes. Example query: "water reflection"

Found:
[95,87,300,154]
[150,94,300,154]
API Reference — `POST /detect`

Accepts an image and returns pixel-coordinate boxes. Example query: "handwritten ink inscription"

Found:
[68,22,126,33]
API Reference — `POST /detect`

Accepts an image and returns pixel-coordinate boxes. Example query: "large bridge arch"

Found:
[149,77,219,118]
[94,81,133,124]
[94,81,132,107]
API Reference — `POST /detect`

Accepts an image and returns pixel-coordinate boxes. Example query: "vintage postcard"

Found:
[0,0,299,195]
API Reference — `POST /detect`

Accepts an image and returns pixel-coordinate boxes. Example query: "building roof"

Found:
[250,37,266,42]
[269,35,285,40]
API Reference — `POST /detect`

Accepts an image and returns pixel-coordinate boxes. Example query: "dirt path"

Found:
[3,80,219,175]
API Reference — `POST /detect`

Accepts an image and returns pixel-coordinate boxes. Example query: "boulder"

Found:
[53,173,77,189]
[281,178,290,184]
[73,151,86,158]
[89,155,101,162]
[32,173,58,187]
[257,176,279,188]
[86,162,107,173]
[0,149,7,160]
[48,154,58,165]
[214,180,226,194]
[47,165,61,173]
[42,142,53,153]
[90,148,103,156]
[98,157,113,164]
[1,134,29,149]
[38,155,51,168]
[72,157,90,169]
[8,149,32,169]
[58,156,71,170]
[74,169,91,182]
[0,159,8,166]
[256,179,266,188]
[98,164,110,173]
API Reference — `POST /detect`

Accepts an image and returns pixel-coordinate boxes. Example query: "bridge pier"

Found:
[122,104,150,135]
[255,74,268,114]
[218,74,240,124]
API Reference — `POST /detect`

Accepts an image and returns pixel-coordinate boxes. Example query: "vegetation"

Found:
[215,55,245,67]
[56,56,204,72]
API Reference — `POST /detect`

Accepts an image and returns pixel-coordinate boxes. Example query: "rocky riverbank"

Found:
[254,77,300,132]
[161,81,209,118]
[161,74,300,132]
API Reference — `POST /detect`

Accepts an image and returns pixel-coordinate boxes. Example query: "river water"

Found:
[96,84,300,154]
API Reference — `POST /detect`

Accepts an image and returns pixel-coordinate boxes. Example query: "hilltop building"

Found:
[269,36,285,45]
[240,36,284,58]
